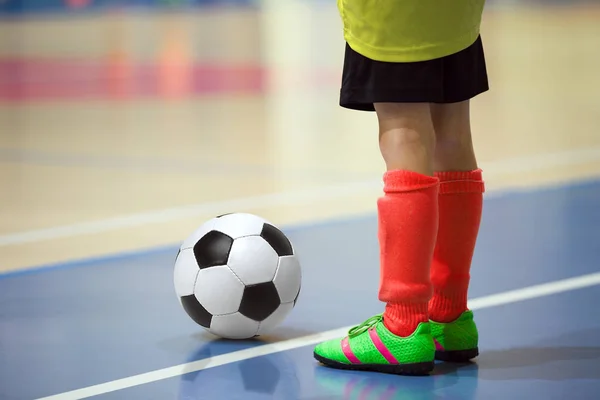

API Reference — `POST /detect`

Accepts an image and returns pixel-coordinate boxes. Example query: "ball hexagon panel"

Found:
[239,281,281,322]
[227,236,279,285]
[256,302,294,336]
[212,213,270,239]
[173,248,200,297]
[180,219,216,250]
[180,294,212,328]
[260,224,294,257]
[193,231,233,269]
[210,312,260,339]
[272,255,302,303]
[194,265,245,315]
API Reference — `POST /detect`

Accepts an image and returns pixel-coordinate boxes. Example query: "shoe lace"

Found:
[348,314,383,338]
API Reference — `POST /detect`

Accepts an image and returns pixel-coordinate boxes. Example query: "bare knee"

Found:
[375,103,436,175]
[430,101,478,171]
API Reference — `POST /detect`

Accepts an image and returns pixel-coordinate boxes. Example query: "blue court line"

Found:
[2,175,599,400]
[1,176,598,281]
[0,211,376,281]
[34,272,600,400]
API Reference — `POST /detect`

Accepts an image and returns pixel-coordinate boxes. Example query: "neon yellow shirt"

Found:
[338,0,486,62]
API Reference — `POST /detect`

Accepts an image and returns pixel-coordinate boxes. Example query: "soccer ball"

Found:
[174,213,302,339]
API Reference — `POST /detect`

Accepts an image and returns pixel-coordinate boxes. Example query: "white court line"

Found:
[37,271,600,400]
[2,146,600,247]
[0,180,380,247]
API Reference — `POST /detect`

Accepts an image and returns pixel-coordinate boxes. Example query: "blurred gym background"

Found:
[1,0,599,275]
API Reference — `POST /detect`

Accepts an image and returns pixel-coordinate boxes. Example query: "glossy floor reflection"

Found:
[1,179,599,399]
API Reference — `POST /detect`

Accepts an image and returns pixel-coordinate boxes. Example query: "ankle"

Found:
[428,290,468,323]
[383,302,429,337]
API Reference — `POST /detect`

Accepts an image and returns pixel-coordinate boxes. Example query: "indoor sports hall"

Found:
[1,0,599,399]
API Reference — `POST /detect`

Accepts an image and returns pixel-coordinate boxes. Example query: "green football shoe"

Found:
[430,310,479,362]
[313,314,435,375]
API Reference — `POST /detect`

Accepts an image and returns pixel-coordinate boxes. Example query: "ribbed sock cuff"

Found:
[428,287,469,323]
[435,169,485,195]
[383,302,429,337]
[383,170,439,193]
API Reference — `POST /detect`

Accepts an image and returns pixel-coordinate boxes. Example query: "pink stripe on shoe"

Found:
[341,337,361,364]
[368,328,399,364]
[434,338,445,351]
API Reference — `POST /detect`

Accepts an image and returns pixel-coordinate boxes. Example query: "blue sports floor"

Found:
[1,179,600,400]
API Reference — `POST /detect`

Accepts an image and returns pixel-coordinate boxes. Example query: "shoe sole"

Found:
[314,352,434,376]
[435,347,479,362]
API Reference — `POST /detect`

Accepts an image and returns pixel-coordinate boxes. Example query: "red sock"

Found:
[429,169,485,323]
[378,170,439,337]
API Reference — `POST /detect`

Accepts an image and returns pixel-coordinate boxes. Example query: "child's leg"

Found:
[431,100,477,172]
[377,103,436,175]
[313,103,439,375]
[428,100,483,322]
[314,20,488,376]
[428,100,484,361]
[374,103,439,337]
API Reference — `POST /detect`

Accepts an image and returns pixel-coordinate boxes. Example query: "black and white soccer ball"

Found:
[174,213,302,339]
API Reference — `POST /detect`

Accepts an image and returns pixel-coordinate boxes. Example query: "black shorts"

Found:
[340,36,489,111]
